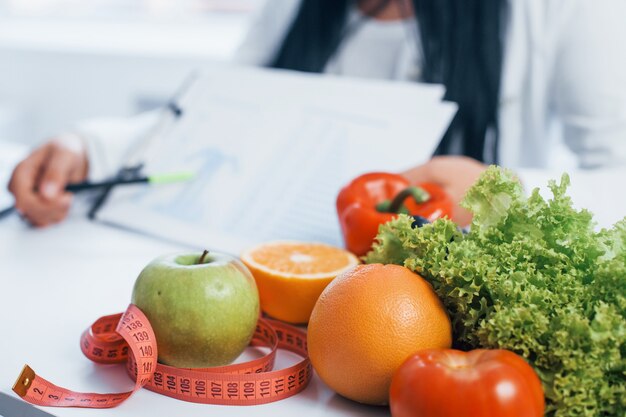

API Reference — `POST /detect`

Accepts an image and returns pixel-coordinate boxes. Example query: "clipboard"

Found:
[92,65,457,254]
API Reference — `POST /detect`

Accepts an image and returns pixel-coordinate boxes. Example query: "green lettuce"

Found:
[365,166,625,417]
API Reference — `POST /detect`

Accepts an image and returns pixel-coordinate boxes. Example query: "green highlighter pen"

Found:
[65,171,196,192]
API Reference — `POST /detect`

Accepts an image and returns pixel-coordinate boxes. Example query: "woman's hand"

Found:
[8,137,88,227]
[401,156,487,226]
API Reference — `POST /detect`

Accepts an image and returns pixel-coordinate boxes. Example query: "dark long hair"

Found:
[270,0,506,163]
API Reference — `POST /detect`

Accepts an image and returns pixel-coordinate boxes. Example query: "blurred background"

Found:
[0,0,262,146]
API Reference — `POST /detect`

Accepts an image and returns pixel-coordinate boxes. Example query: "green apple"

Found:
[131,251,260,368]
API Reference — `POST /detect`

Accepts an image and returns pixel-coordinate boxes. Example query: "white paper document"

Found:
[96,66,457,253]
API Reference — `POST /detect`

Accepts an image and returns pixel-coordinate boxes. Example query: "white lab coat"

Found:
[75,0,626,182]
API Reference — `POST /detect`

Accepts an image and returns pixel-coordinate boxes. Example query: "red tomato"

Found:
[390,349,545,417]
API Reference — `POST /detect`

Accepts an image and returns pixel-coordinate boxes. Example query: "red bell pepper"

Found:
[336,172,452,256]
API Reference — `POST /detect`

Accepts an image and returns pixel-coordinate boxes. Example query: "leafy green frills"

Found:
[365,166,625,417]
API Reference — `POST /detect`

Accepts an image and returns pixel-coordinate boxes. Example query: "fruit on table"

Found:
[307,264,452,405]
[131,250,260,368]
[241,241,359,324]
[390,349,545,417]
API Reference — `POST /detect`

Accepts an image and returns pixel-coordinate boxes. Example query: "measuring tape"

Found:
[12,304,312,408]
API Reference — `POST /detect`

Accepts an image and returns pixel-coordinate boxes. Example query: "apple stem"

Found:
[198,250,209,264]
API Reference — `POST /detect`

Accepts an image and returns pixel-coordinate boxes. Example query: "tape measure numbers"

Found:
[13,304,312,408]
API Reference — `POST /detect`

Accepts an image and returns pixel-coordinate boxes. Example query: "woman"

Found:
[9,0,626,226]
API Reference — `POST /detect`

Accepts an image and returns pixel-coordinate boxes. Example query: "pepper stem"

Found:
[198,249,209,264]
[377,186,431,214]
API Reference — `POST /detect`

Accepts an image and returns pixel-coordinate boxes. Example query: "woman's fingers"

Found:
[8,140,87,227]
[38,143,78,201]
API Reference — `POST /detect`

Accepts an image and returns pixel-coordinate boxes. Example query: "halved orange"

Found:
[240,241,359,324]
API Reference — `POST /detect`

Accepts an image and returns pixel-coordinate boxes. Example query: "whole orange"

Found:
[307,264,452,405]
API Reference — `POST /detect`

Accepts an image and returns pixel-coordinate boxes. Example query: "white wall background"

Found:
[0,8,253,147]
